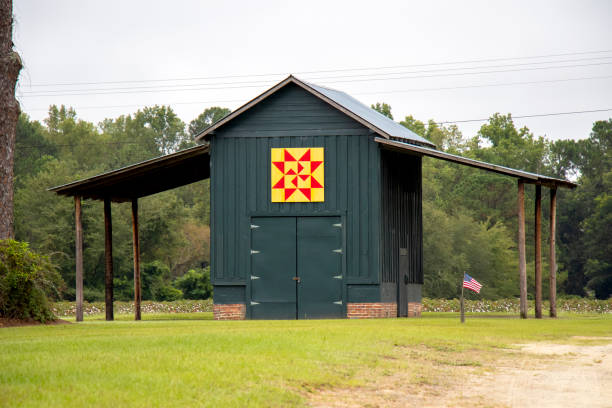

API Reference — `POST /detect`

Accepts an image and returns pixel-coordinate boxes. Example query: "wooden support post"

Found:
[132,199,141,321]
[534,185,542,319]
[549,188,557,318]
[518,180,528,319]
[74,196,84,322]
[104,198,114,321]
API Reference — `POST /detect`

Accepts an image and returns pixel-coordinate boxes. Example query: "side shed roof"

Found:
[195,75,435,147]
[376,137,576,189]
[49,144,210,202]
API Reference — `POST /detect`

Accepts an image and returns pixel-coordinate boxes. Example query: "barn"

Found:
[50,75,576,321]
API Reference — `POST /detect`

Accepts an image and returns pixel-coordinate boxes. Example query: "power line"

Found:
[19,61,612,98]
[22,74,612,112]
[24,48,612,87]
[19,55,612,95]
[437,108,612,124]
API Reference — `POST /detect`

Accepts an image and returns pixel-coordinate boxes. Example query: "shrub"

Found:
[174,267,212,300]
[153,285,183,301]
[0,239,64,322]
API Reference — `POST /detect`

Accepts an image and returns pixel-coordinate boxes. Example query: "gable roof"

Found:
[194,75,435,147]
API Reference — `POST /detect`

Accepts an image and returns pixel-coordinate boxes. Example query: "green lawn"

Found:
[1,313,611,407]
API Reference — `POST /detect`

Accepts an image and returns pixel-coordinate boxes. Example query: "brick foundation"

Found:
[213,303,246,320]
[408,302,422,317]
[346,302,397,319]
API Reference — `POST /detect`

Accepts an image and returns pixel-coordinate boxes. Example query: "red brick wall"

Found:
[408,302,422,317]
[346,302,397,319]
[213,303,246,320]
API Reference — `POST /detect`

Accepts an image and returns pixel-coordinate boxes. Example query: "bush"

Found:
[174,267,212,300]
[153,285,183,301]
[0,239,64,322]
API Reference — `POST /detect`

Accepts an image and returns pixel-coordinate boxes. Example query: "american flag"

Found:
[463,273,482,294]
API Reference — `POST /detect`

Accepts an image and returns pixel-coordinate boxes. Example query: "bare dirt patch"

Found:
[0,317,71,328]
[308,338,612,408]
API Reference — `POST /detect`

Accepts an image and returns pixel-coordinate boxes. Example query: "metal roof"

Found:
[48,144,210,201]
[195,75,436,147]
[376,137,577,189]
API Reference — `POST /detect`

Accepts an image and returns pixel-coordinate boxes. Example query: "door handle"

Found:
[293,277,301,283]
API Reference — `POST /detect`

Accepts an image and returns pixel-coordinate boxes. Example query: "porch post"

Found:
[549,187,557,317]
[74,196,83,322]
[132,199,141,321]
[104,198,114,321]
[518,180,527,319]
[534,185,542,318]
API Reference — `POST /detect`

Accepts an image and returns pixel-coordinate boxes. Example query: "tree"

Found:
[0,0,22,239]
[371,102,393,119]
[188,106,231,138]
[135,106,189,155]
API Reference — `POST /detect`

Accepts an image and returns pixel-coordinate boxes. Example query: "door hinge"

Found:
[250,301,259,306]
[333,275,342,279]
[250,249,260,255]
[333,248,342,254]
[333,223,342,228]
[250,275,260,280]
[333,300,342,305]
[250,224,260,229]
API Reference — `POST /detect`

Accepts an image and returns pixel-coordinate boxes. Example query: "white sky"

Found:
[13,0,612,141]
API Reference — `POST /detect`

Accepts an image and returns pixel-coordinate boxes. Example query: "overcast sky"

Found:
[13,0,612,141]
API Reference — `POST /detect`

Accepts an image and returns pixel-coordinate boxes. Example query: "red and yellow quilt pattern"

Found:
[271,147,324,202]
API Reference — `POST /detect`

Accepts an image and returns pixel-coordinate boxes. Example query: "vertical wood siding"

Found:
[210,83,381,285]
[380,150,423,284]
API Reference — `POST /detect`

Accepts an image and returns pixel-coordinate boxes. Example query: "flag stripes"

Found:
[463,273,482,293]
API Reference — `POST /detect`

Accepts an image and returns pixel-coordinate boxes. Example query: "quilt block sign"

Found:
[271,147,324,202]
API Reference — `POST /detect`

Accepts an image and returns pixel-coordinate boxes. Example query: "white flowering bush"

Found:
[52,299,213,317]
[422,297,612,313]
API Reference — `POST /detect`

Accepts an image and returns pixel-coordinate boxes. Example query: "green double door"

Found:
[250,216,343,319]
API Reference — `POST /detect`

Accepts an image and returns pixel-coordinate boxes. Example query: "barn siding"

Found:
[380,150,423,285]
[210,84,381,296]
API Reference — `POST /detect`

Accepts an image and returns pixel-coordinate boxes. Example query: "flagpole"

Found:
[460,272,465,324]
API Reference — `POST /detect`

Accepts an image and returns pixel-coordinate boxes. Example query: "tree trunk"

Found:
[0,0,22,239]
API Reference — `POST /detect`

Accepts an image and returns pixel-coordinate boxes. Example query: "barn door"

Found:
[250,216,343,319]
[250,217,297,319]
[297,216,343,319]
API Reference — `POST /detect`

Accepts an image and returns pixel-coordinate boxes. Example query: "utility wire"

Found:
[437,108,612,124]
[19,61,612,98]
[22,74,612,112]
[25,49,612,87]
[19,56,612,95]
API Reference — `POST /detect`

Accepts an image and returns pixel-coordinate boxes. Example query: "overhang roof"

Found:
[195,75,435,147]
[376,137,577,189]
[48,144,210,202]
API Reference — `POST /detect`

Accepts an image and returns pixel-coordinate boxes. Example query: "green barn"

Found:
[51,76,575,321]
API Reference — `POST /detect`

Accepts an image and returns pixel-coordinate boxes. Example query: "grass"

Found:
[1,313,611,408]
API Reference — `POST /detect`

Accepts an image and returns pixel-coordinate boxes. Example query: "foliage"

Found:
[422,297,612,313]
[188,106,231,137]
[153,284,183,301]
[0,239,63,322]
[370,102,393,119]
[51,299,213,317]
[174,267,212,299]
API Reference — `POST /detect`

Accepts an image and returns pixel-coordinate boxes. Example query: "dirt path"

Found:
[309,338,612,408]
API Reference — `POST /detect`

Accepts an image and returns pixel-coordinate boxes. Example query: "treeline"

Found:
[14,105,228,301]
[13,104,612,300]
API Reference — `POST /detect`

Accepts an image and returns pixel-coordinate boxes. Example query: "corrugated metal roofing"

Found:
[195,75,436,147]
[302,80,434,147]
